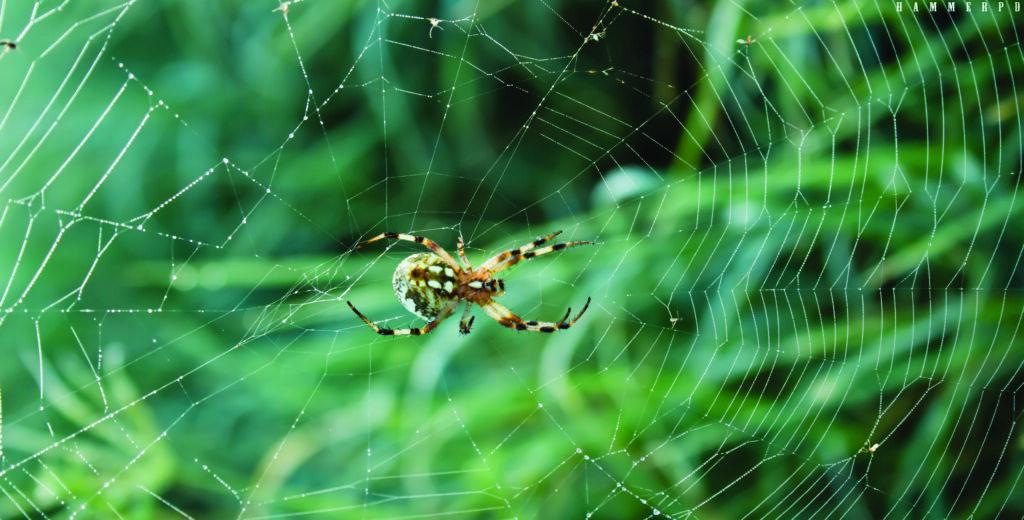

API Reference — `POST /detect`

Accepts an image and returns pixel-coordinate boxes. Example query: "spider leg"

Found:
[478,230,564,271]
[478,297,591,332]
[348,300,457,336]
[357,232,460,271]
[457,235,471,270]
[489,239,594,275]
[458,301,475,335]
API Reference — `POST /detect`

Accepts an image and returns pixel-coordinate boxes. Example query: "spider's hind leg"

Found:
[357,232,460,270]
[348,300,458,336]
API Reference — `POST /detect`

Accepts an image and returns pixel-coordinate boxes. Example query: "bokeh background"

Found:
[1,0,1022,518]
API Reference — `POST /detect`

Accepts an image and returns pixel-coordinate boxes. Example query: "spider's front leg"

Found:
[457,235,471,270]
[479,230,594,274]
[478,230,564,271]
[458,302,475,335]
[478,297,591,332]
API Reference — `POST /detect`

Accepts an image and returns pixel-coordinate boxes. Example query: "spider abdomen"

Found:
[392,253,459,319]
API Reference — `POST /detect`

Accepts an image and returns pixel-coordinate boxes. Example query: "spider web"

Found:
[1,0,1023,518]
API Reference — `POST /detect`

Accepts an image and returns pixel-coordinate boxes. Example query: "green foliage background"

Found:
[0,0,1022,518]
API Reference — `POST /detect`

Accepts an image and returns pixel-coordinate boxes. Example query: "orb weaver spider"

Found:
[347,230,593,336]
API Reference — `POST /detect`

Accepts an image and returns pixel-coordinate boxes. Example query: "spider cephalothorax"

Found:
[347,230,592,335]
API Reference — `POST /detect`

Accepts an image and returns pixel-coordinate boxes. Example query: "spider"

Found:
[347,230,593,336]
